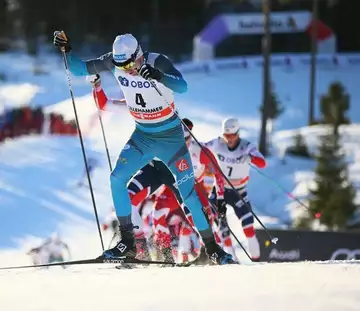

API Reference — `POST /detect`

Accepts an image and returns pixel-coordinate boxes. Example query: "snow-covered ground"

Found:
[1,261,360,311]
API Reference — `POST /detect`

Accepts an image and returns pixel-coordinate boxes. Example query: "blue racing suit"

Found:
[64,50,213,240]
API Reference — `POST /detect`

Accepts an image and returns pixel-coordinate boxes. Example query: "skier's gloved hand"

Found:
[138,63,163,81]
[243,154,252,164]
[216,198,227,218]
[53,30,72,53]
[87,74,101,88]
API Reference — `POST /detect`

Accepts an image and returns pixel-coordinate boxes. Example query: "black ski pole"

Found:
[57,31,104,252]
[251,164,310,210]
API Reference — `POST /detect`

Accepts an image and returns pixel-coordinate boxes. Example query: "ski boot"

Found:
[162,247,175,263]
[192,247,213,266]
[135,237,152,261]
[204,239,236,265]
[103,225,137,259]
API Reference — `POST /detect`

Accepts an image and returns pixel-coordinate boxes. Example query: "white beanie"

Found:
[112,34,143,63]
[222,117,240,134]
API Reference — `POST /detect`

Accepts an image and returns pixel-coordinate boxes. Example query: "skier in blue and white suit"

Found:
[53,31,234,264]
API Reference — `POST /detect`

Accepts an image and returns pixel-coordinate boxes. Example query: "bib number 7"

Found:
[227,166,233,177]
[135,93,146,108]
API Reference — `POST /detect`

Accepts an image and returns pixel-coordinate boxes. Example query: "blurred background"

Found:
[1,0,360,265]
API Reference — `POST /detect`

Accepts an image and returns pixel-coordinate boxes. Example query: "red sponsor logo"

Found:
[176,159,190,172]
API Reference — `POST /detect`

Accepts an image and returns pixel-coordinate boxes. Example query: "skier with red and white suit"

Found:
[182,118,236,258]
[206,117,266,261]
[151,118,235,263]
[182,118,225,226]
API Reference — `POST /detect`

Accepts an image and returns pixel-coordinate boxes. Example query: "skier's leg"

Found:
[127,163,167,260]
[157,127,234,264]
[132,205,152,260]
[128,162,164,207]
[104,130,153,259]
[218,217,236,258]
[154,160,183,204]
[152,187,176,263]
[224,188,260,260]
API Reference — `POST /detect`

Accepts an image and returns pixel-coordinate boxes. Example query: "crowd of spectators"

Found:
[0,106,78,144]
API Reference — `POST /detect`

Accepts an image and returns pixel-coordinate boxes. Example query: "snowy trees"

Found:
[300,82,356,230]
[308,133,356,229]
[286,131,311,158]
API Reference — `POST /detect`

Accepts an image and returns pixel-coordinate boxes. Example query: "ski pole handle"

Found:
[60,31,68,53]
[54,30,68,53]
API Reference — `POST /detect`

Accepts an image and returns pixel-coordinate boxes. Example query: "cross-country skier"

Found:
[89,75,234,261]
[145,117,237,263]
[89,77,233,262]
[53,31,233,264]
[206,117,266,261]
[182,118,237,258]
[27,232,71,266]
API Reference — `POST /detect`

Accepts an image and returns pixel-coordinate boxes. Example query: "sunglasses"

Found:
[117,61,136,70]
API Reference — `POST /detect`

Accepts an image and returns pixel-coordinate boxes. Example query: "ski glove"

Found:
[53,31,72,53]
[216,198,227,218]
[87,74,101,88]
[138,64,163,81]
[243,154,252,164]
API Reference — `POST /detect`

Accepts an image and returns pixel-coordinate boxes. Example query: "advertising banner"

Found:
[193,12,336,60]
[256,229,360,262]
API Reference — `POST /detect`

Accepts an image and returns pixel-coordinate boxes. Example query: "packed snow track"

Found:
[1,261,359,311]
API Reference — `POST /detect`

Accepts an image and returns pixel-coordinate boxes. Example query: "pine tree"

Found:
[320,82,350,135]
[286,131,311,158]
[308,132,356,230]
[259,90,285,121]
[259,89,285,152]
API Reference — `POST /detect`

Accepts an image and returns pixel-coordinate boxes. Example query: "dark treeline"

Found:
[1,0,360,59]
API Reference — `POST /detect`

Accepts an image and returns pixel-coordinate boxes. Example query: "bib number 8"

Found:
[135,93,146,108]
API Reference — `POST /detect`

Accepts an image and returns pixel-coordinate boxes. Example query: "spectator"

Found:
[0,105,78,145]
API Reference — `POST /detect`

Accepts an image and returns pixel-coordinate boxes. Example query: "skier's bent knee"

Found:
[110,172,127,187]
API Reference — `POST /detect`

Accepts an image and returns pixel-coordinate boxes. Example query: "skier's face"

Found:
[223,133,240,148]
[124,56,144,76]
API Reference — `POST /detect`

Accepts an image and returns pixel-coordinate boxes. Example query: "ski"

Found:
[103,257,177,266]
[0,255,238,271]
[114,259,197,270]
[0,257,103,270]
[0,256,177,271]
